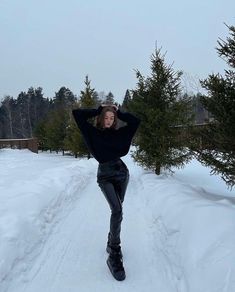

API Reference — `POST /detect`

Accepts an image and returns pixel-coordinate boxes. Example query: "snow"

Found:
[0,148,234,292]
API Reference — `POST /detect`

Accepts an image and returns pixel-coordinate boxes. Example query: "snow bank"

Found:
[0,149,95,288]
[132,157,235,292]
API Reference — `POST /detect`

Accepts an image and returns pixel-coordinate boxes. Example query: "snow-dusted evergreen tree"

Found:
[129,48,193,174]
[196,24,235,188]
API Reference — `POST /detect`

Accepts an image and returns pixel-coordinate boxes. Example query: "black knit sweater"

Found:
[72,106,140,163]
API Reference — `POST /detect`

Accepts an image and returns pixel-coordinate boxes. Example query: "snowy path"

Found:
[7,166,177,292]
[2,150,234,292]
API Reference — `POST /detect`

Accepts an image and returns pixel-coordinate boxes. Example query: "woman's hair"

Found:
[95,106,118,130]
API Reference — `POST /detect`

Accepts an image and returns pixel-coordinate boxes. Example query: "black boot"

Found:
[106,233,123,257]
[106,246,126,281]
[106,242,123,258]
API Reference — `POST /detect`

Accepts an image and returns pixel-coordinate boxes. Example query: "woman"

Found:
[72,104,140,281]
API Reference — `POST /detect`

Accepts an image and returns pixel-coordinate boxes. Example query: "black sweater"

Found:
[72,106,140,163]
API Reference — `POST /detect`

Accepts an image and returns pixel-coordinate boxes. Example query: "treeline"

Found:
[0,76,117,156]
[0,25,234,188]
[0,87,50,139]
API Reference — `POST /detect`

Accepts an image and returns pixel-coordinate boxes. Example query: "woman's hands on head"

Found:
[101,104,118,111]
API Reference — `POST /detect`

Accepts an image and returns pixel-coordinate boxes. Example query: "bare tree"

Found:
[1,96,14,138]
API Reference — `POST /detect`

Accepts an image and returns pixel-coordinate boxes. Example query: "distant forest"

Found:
[0,82,115,139]
[0,83,208,140]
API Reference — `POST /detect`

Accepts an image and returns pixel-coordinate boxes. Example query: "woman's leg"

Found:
[113,172,129,204]
[98,181,123,247]
[98,171,129,247]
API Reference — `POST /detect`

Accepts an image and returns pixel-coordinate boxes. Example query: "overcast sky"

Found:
[0,0,234,102]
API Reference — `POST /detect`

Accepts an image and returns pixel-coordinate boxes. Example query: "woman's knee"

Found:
[111,208,123,220]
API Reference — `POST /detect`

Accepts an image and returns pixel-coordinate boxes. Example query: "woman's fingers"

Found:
[101,104,118,111]
[112,105,118,111]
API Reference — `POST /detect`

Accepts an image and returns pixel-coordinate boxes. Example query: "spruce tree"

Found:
[122,89,131,111]
[70,76,99,158]
[93,91,102,107]
[64,118,87,158]
[80,75,97,108]
[34,120,48,150]
[129,48,193,174]
[53,87,76,110]
[45,108,69,154]
[44,87,75,154]
[197,25,235,188]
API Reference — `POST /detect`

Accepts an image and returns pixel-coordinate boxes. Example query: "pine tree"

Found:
[1,96,15,138]
[93,91,102,107]
[122,89,131,111]
[64,117,87,158]
[26,87,49,137]
[104,91,115,105]
[197,24,235,188]
[80,76,97,108]
[45,108,69,154]
[53,87,76,110]
[65,76,99,158]
[129,48,193,174]
[34,120,48,150]
[16,91,32,138]
[43,87,76,154]
[0,106,5,138]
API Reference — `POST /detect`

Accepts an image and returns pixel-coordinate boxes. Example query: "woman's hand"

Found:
[101,103,109,107]
[101,104,118,111]
[112,104,118,111]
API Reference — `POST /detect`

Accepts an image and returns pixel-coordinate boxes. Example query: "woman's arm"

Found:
[72,106,103,130]
[116,109,140,126]
[116,109,141,137]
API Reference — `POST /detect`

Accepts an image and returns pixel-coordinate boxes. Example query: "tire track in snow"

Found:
[135,172,188,292]
[4,166,95,292]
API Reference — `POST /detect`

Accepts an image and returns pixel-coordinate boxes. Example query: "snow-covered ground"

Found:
[0,148,234,292]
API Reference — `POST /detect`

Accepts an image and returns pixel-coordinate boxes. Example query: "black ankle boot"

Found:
[106,243,123,258]
[106,247,126,281]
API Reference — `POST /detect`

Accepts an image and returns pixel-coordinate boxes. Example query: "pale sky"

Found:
[0,0,234,102]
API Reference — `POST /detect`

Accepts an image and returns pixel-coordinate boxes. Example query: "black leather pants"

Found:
[97,158,129,248]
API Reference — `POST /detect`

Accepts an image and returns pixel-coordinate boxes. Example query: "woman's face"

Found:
[104,111,115,128]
